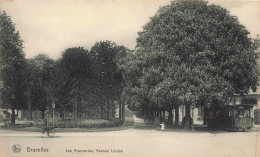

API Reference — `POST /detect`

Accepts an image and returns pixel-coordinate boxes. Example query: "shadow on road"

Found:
[133,123,260,134]
[38,135,62,138]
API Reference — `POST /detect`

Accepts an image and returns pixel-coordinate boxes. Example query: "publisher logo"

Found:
[12,144,21,153]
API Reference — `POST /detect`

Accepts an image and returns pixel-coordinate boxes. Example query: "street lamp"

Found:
[46,106,50,127]
[52,101,55,135]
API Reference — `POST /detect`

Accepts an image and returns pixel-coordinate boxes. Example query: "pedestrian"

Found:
[191,118,194,132]
[160,122,165,131]
[182,117,185,128]
[42,117,50,136]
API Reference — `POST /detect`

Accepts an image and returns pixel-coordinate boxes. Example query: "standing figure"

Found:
[160,122,165,131]
[42,117,50,136]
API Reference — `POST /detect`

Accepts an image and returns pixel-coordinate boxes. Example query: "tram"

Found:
[254,109,260,124]
[203,104,254,131]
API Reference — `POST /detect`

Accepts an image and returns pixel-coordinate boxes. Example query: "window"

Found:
[191,108,194,117]
[198,108,201,116]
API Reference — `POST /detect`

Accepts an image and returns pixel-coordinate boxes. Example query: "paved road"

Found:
[0,126,259,157]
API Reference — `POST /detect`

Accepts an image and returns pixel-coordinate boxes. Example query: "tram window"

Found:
[244,110,249,117]
[238,110,244,117]
[233,110,238,116]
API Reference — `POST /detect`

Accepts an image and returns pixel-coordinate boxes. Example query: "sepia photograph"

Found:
[0,0,260,157]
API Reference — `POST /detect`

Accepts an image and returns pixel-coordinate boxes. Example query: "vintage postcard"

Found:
[0,0,259,157]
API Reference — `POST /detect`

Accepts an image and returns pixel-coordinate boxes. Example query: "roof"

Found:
[248,88,260,95]
[221,104,254,109]
[1,110,10,115]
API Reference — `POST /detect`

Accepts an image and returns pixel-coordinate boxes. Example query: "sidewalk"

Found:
[1,123,259,137]
[0,122,134,134]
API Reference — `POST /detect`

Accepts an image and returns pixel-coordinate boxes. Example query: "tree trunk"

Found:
[119,98,122,120]
[168,108,173,126]
[28,104,32,120]
[149,110,154,123]
[174,106,179,126]
[122,100,125,121]
[85,106,88,119]
[41,107,45,119]
[73,103,76,119]
[73,103,75,119]
[183,103,192,130]
[153,110,156,123]
[26,101,32,120]
[75,99,78,119]
[212,106,217,128]
[101,106,104,119]
[11,107,15,125]
[26,92,32,120]
[106,101,110,120]
[112,101,116,118]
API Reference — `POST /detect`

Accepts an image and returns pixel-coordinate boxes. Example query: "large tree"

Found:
[135,0,259,129]
[89,41,126,120]
[53,43,127,120]
[25,54,55,119]
[54,47,92,119]
[0,10,27,124]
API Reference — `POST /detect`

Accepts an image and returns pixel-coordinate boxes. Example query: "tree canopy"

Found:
[1,1,259,128]
[89,41,127,120]
[25,54,55,118]
[53,47,92,118]
[0,10,27,124]
[129,0,259,128]
[50,42,128,120]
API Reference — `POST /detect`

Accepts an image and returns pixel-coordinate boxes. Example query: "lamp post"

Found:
[52,101,55,135]
[46,106,50,127]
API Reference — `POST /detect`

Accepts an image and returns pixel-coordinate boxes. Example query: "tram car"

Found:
[254,109,260,124]
[203,104,254,131]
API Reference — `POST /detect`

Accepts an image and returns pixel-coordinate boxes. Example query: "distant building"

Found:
[0,109,22,119]
[0,109,11,119]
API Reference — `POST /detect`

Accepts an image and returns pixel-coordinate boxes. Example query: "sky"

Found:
[0,0,260,59]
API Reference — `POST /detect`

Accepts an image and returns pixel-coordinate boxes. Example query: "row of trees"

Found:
[51,42,128,120]
[3,41,128,123]
[1,0,259,129]
[0,9,129,123]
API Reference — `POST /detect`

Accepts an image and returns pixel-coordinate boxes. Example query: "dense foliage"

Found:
[127,0,259,128]
[1,1,259,130]
[25,54,55,118]
[51,41,128,120]
[0,10,27,124]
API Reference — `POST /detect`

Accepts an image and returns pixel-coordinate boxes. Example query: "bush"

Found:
[52,119,123,128]
[24,121,34,127]
[1,118,123,128]
[34,121,44,128]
